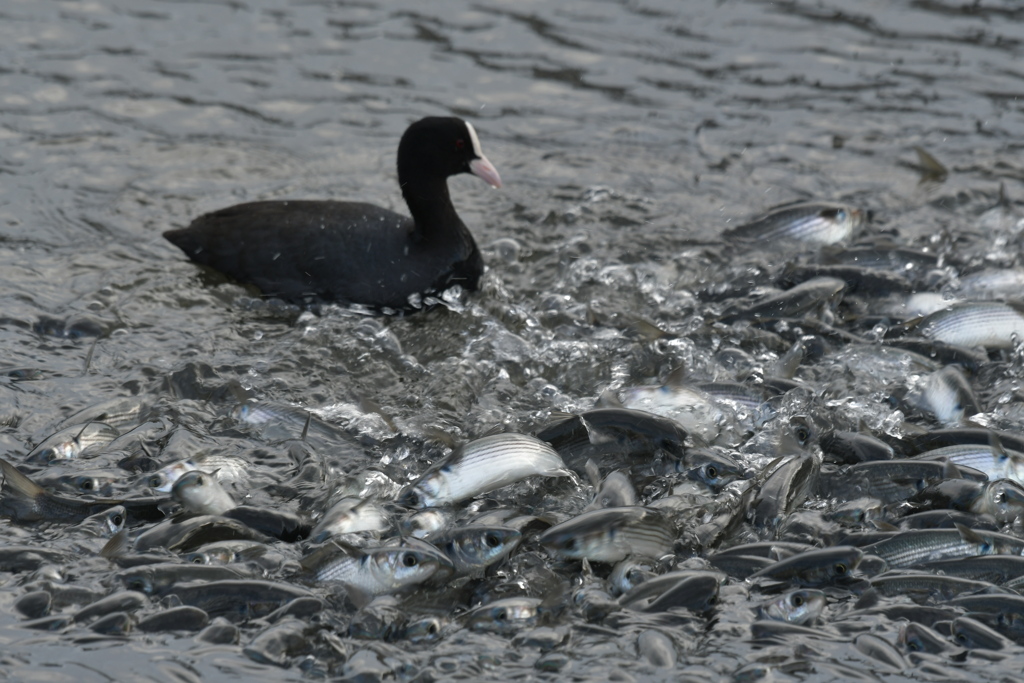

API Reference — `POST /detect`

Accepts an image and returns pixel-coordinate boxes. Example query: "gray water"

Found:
[1,0,1023,680]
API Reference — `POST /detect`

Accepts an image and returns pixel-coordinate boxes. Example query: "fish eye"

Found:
[706,595,717,605]
[405,491,420,507]
[148,475,163,488]
[833,563,847,575]
[562,538,577,551]
[906,638,921,652]
[402,553,419,568]
[791,593,805,607]
[428,623,438,634]
[494,608,508,621]
[111,514,124,527]
[484,533,501,548]
[195,475,204,485]
[80,479,94,491]
[705,465,718,479]
[835,209,847,222]
[795,425,810,443]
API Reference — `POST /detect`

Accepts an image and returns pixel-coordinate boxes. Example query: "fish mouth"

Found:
[469,156,502,189]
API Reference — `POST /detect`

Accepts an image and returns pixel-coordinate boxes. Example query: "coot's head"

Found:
[398,116,502,191]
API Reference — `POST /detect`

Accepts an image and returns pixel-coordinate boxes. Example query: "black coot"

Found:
[163,116,502,311]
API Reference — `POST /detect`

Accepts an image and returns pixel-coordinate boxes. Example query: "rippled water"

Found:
[1,0,1023,680]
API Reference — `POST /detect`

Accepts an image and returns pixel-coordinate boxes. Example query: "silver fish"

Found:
[310,497,388,542]
[56,397,147,432]
[184,540,268,566]
[757,589,826,625]
[915,301,1024,349]
[26,422,120,464]
[73,505,127,538]
[725,201,865,245]
[302,540,452,605]
[749,546,863,586]
[400,432,570,507]
[539,506,675,563]
[863,526,1024,568]
[429,525,521,576]
[620,381,728,444]
[913,365,979,425]
[466,597,542,634]
[145,454,250,493]
[912,443,1024,484]
[400,508,450,539]
[401,615,447,643]
[584,468,637,511]
[171,470,236,515]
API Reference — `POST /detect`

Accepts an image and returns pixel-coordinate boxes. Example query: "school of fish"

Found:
[7,194,1024,681]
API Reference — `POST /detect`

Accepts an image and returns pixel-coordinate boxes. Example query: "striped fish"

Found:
[400,432,570,507]
[915,301,1024,349]
[724,201,865,245]
[539,506,675,563]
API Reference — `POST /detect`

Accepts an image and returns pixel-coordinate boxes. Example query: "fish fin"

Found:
[625,319,670,341]
[954,523,986,546]
[158,501,182,518]
[854,588,880,610]
[872,520,899,532]
[235,544,269,562]
[773,340,806,380]
[299,538,360,573]
[422,427,457,449]
[345,585,373,610]
[595,390,623,409]
[584,459,601,488]
[665,366,688,387]
[478,425,505,438]
[942,460,964,481]
[357,395,397,432]
[988,431,1009,461]
[100,529,130,559]
[82,338,99,376]
[580,558,594,579]
[0,457,45,500]
[300,411,312,442]
[912,146,948,180]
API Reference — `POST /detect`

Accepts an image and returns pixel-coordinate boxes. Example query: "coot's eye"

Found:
[455,139,465,150]
[403,553,419,567]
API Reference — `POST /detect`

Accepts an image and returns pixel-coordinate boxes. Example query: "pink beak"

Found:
[469,155,502,189]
